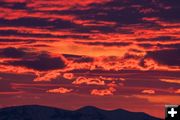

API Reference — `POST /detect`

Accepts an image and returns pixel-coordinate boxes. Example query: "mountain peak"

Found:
[78,106,101,111]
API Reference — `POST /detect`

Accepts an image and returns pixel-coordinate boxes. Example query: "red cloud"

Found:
[100,76,126,81]
[160,79,180,84]
[91,87,116,96]
[63,73,74,80]
[174,89,180,94]
[142,89,155,94]
[47,87,73,94]
[0,91,24,95]
[72,77,105,85]
[34,70,61,82]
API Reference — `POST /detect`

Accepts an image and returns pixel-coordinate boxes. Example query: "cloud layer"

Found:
[0,0,180,118]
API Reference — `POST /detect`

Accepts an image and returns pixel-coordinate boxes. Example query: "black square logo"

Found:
[165,105,180,120]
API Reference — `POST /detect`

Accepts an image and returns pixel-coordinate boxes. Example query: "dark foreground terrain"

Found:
[0,105,162,120]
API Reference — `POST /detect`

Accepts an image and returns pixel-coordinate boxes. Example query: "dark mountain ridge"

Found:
[0,105,162,120]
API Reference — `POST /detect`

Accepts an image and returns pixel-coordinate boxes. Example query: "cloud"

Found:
[72,77,105,86]
[63,54,82,59]
[134,95,180,104]
[7,53,67,71]
[60,0,176,33]
[0,1,27,10]
[63,73,74,80]
[0,17,77,30]
[100,76,126,81]
[47,87,73,94]
[137,36,178,42]
[160,79,180,84]
[34,70,61,82]
[0,47,26,58]
[158,44,180,49]
[174,89,180,94]
[0,39,34,43]
[74,56,94,63]
[0,91,24,95]
[138,43,180,50]
[0,0,179,118]
[145,49,180,67]
[155,0,180,22]
[76,42,132,47]
[142,89,155,94]
[0,29,92,40]
[0,64,36,74]
[91,87,116,96]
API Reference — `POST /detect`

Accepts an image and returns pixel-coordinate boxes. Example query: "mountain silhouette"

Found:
[0,105,162,120]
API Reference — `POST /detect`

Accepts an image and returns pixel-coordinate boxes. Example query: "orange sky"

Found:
[0,0,180,118]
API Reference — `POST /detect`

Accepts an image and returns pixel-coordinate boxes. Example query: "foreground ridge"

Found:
[0,105,162,120]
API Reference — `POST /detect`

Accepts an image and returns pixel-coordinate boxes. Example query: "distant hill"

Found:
[0,105,162,120]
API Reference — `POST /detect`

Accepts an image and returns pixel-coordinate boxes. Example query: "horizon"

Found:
[0,0,180,119]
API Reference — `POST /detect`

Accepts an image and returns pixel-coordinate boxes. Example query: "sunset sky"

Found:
[0,0,180,118]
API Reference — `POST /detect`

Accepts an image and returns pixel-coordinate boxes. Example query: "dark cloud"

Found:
[10,2,27,10]
[123,53,140,59]
[74,56,94,63]
[7,53,66,71]
[137,36,179,42]
[0,0,179,35]
[0,1,27,10]
[126,77,179,90]
[139,43,180,49]
[145,49,180,66]
[158,44,180,49]
[0,39,35,43]
[63,54,94,63]
[52,0,180,34]
[76,42,132,47]
[63,54,82,59]
[0,30,91,39]
[0,81,14,92]
[56,35,91,39]
[72,24,117,33]
[138,43,154,48]
[3,0,179,34]
[0,17,77,29]
[32,44,50,48]
[0,47,26,58]
[57,0,164,31]
[154,0,180,22]
[0,30,57,38]
[0,18,116,34]
[60,1,142,24]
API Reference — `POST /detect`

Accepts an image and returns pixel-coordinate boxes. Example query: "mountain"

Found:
[0,105,162,120]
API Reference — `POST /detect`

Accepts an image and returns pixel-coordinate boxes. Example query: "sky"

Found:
[0,0,180,118]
